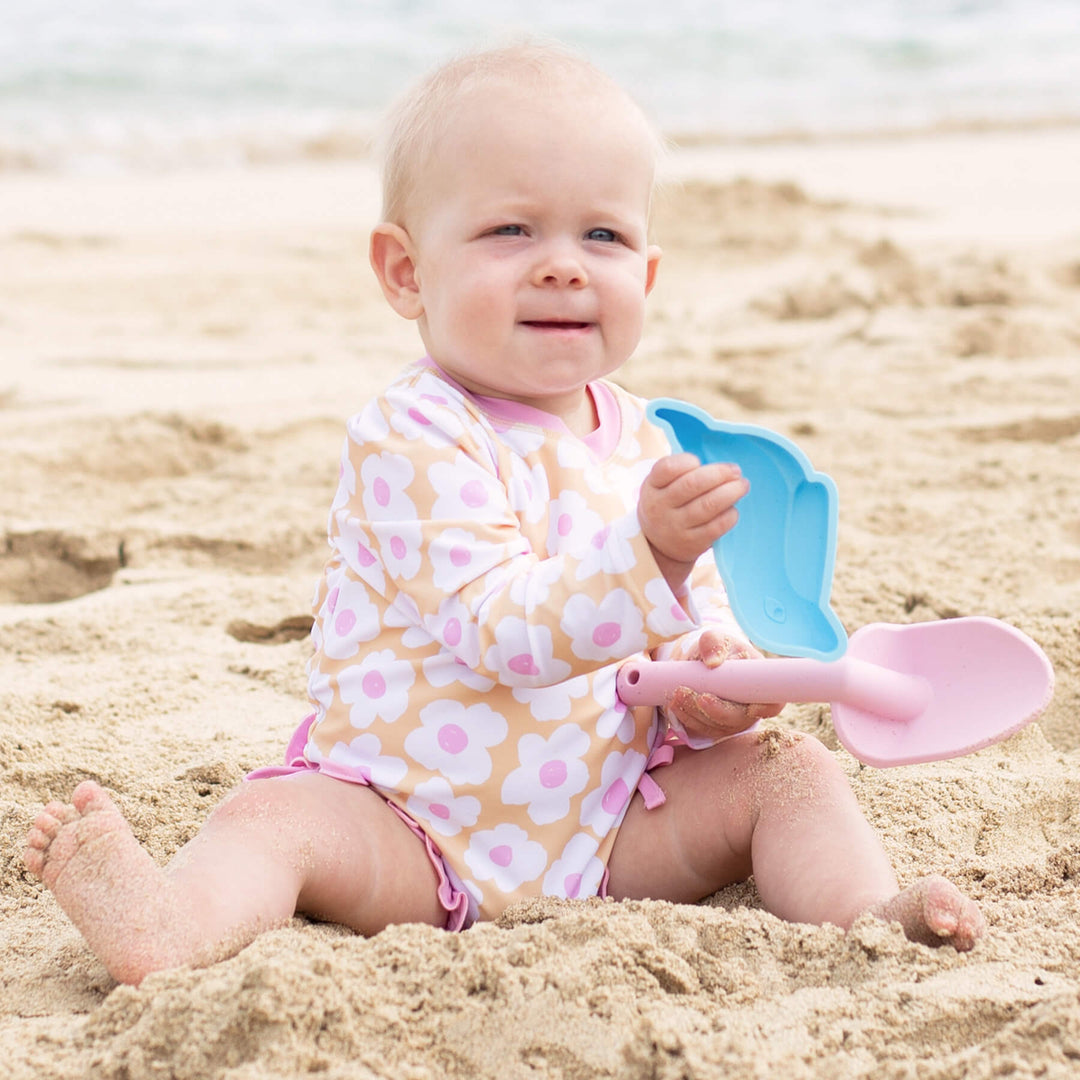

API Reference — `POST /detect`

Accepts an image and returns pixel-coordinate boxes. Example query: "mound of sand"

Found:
[2,127,1079,1078]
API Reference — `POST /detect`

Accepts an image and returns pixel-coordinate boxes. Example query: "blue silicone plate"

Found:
[647,398,847,661]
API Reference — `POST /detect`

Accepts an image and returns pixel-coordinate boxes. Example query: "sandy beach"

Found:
[2,124,1079,1078]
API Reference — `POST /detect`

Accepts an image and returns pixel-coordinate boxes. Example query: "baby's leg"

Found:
[24,773,445,985]
[607,730,984,950]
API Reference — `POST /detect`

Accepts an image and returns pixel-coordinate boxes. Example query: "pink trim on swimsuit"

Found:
[246,715,474,931]
[419,357,623,459]
[247,711,678,931]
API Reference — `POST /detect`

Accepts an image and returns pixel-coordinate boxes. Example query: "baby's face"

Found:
[404,85,660,426]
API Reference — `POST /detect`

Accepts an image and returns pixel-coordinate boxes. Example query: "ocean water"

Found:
[3,0,1080,171]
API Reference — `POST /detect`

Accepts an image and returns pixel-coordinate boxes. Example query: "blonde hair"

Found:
[377,38,666,227]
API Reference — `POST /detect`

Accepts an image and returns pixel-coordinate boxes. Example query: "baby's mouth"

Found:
[521,320,592,331]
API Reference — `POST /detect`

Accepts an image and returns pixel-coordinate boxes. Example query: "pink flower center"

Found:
[460,480,487,508]
[361,671,386,699]
[444,617,462,647]
[564,873,582,899]
[372,477,391,507]
[334,609,356,636]
[592,622,621,648]
[429,802,451,820]
[508,653,540,677]
[539,760,567,789]
[437,723,468,755]
[601,777,630,815]
[490,845,513,868]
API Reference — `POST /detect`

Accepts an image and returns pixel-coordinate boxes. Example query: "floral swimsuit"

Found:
[254,360,742,926]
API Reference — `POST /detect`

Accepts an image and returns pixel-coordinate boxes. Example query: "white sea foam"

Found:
[2,0,1080,171]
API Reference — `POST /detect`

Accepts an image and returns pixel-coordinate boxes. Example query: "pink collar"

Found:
[419,358,622,458]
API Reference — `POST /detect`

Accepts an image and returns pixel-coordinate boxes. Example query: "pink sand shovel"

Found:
[616,616,1054,768]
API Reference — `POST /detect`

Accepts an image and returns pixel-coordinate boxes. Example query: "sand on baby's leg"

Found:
[24,772,446,985]
[607,728,985,951]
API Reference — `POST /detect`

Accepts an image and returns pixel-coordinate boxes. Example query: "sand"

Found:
[2,125,1079,1078]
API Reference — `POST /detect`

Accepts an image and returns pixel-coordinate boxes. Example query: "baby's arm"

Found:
[330,383,695,690]
[650,545,783,746]
[637,453,748,593]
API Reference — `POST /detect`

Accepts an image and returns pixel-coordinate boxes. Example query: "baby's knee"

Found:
[746,728,844,790]
[206,777,296,831]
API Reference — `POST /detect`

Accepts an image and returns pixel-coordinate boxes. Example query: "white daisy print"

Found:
[421,652,496,694]
[372,519,423,582]
[406,777,480,838]
[322,733,408,788]
[429,527,506,594]
[507,554,566,611]
[337,648,415,728]
[543,833,606,900]
[360,451,417,523]
[484,616,572,687]
[389,393,464,448]
[498,424,546,458]
[562,589,648,662]
[644,575,694,635]
[506,455,550,524]
[428,453,505,522]
[306,660,334,719]
[331,520,386,594]
[329,443,357,517]
[511,674,590,723]
[500,724,591,825]
[574,512,641,580]
[555,435,591,473]
[404,700,508,785]
[464,823,547,893]
[320,577,380,661]
[579,748,648,834]
[545,489,606,559]
[346,398,390,445]
[421,594,481,668]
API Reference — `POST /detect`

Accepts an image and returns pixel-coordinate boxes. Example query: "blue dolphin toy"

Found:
[647,398,847,662]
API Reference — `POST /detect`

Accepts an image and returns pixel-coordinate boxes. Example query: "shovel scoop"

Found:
[616,616,1054,767]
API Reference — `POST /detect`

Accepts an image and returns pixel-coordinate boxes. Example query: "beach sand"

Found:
[2,125,1079,1078]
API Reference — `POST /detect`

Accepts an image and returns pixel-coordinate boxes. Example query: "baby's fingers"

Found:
[698,631,763,668]
[646,457,745,508]
[667,687,760,739]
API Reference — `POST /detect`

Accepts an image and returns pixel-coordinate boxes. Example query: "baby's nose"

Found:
[533,243,588,287]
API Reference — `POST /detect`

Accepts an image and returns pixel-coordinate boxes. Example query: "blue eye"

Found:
[586,228,618,243]
[492,224,524,236]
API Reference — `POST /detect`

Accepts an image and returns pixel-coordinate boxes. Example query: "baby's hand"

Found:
[666,630,784,741]
[638,453,749,591]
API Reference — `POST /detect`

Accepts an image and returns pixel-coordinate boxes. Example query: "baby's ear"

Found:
[645,244,662,296]
[369,224,423,319]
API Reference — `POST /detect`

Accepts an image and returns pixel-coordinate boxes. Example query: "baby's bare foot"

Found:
[24,780,195,984]
[870,874,986,952]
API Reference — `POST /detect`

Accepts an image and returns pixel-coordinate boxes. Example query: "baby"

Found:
[24,41,984,985]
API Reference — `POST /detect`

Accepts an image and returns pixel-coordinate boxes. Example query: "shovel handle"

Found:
[616,657,931,722]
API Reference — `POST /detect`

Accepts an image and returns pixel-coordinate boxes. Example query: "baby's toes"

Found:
[23,811,68,877]
[951,898,987,952]
[31,802,76,842]
[923,876,986,950]
[70,780,112,815]
[23,836,47,878]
